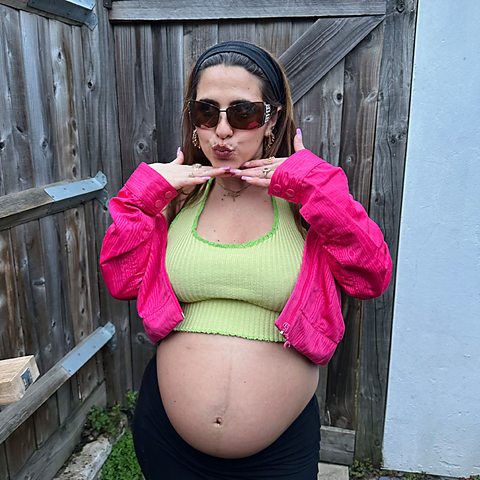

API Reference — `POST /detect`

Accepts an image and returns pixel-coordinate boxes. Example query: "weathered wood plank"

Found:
[0,8,40,472]
[115,24,158,180]
[32,395,59,448]
[17,11,53,188]
[296,58,344,167]
[80,1,132,405]
[281,15,384,104]
[327,22,385,432]
[152,23,183,160]
[48,21,80,183]
[356,0,418,464]
[0,181,105,232]
[0,444,9,480]
[315,365,329,425]
[64,205,99,402]
[320,425,355,465]
[254,20,292,58]
[109,0,386,21]
[183,22,218,76]
[218,21,256,44]
[4,420,35,477]
[48,19,87,413]
[0,0,82,26]
[29,13,75,427]
[11,381,107,480]
[0,231,24,360]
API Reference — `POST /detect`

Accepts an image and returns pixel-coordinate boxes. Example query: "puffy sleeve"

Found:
[269,149,392,299]
[100,162,178,300]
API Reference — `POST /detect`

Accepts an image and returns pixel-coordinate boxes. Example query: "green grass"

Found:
[100,430,142,480]
[81,390,141,479]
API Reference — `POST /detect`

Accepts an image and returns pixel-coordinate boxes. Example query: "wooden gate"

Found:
[108,0,417,465]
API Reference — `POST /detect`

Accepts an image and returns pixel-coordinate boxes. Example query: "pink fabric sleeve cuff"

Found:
[123,162,178,215]
[268,149,326,204]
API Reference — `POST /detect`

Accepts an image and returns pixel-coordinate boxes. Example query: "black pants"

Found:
[133,354,320,479]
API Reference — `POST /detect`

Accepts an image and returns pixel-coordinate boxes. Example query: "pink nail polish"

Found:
[177,146,181,155]
[296,128,302,138]
[230,169,242,174]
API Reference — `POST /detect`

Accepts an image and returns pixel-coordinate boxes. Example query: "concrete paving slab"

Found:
[318,462,350,480]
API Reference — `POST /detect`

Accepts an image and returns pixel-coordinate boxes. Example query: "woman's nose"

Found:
[215,112,233,138]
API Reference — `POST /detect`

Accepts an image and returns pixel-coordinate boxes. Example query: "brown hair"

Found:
[167,46,304,232]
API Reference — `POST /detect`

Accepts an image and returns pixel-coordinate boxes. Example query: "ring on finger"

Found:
[262,166,271,179]
[189,163,202,177]
[265,156,275,164]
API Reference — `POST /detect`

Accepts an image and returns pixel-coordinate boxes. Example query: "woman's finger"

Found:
[172,147,184,164]
[242,156,284,169]
[233,165,275,181]
[241,176,271,188]
[293,128,305,152]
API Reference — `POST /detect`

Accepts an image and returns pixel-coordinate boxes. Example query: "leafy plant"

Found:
[403,473,430,480]
[85,403,122,439]
[100,431,142,480]
[125,390,138,421]
[350,459,380,479]
[84,390,138,441]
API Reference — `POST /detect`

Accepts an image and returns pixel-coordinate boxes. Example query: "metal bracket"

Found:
[44,171,108,209]
[61,322,116,375]
[28,0,98,30]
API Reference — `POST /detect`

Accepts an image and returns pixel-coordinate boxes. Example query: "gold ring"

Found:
[189,163,202,177]
[262,166,271,179]
[265,156,275,164]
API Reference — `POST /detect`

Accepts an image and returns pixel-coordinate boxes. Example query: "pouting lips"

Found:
[212,145,233,153]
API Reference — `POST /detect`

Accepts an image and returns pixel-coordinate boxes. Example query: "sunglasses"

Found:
[189,100,272,130]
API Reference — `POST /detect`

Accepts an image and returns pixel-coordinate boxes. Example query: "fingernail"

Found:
[177,146,181,155]
[296,128,302,138]
[230,169,242,174]
[240,176,250,181]
[221,166,231,171]
[201,176,211,180]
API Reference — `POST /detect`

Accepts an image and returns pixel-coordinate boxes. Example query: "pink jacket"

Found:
[100,149,392,365]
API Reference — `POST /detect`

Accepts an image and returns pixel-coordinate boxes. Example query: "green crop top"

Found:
[165,181,305,342]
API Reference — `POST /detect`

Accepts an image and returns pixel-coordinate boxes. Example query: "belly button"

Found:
[214,417,223,427]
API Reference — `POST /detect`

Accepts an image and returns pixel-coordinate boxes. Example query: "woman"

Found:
[100,41,392,479]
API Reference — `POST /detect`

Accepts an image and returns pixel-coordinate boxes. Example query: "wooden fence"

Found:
[0,2,126,478]
[0,0,417,477]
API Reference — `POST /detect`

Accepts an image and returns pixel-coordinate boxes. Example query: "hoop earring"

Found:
[265,132,275,155]
[192,129,201,149]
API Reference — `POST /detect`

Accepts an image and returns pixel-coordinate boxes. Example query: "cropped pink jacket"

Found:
[100,149,392,365]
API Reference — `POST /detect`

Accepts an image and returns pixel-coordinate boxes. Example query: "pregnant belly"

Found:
[156,332,319,459]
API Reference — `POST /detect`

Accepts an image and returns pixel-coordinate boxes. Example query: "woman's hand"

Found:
[231,129,305,187]
[147,148,229,191]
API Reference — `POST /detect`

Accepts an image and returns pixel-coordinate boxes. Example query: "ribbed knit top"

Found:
[165,181,305,342]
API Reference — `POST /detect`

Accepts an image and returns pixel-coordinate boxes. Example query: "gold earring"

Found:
[265,132,275,155]
[192,129,201,149]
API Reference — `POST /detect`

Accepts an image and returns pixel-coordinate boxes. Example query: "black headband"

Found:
[191,41,285,104]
